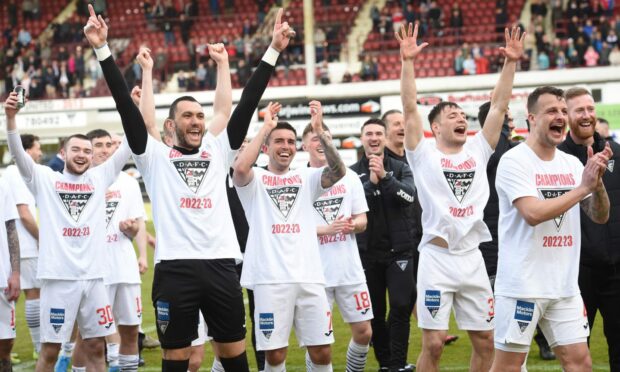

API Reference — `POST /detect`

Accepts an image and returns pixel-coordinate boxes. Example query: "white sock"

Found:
[211,358,225,372]
[61,342,75,357]
[71,367,86,372]
[345,339,369,372]
[305,351,312,372]
[107,343,120,367]
[264,361,286,372]
[118,354,139,372]
[25,299,41,352]
[309,362,332,372]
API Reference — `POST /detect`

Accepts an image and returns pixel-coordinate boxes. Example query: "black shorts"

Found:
[152,259,246,349]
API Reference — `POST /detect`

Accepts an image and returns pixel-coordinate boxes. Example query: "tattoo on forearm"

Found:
[319,131,346,187]
[581,187,610,223]
[6,220,20,272]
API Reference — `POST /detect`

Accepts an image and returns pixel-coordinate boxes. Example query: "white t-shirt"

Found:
[406,132,494,254]
[495,144,584,298]
[25,141,131,280]
[104,172,146,285]
[0,180,19,289]
[4,165,38,258]
[236,166,328,288]
[133,132,241,262]
[312,168,368,287]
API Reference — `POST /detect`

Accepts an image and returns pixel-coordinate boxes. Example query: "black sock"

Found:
[220,351,250,372]
[162,359,189,372]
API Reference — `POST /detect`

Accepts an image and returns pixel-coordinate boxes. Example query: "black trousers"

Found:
[579,263,620,372]
[363,256,416,369]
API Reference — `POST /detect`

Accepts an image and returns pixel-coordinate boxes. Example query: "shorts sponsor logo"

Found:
[396,260,408,271]
[57,191,93,223]
[608,160,615,173]
[105,201,119,227]
[266,186,300,220]
[172,159,211,193]
[514,300,535,333]
[443,170,475,204]
[313,197,343,224]
[537,189,571,231]
[424,290,441,318]
[156,301,170,334]
[50,308,65,333]
[259,313,274,340]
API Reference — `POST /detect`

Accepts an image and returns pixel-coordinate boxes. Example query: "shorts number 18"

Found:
[354,291,371,311]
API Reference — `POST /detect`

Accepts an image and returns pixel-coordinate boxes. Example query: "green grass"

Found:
[10,203,612,371]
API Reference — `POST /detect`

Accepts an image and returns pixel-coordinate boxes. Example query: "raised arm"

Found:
[226,8,294,150]
[6,219,20,301]
[482,27,525,150]
[310,101,346,188]
[397,23,428,151]
[84,4,148,154]
[233,102,281,187]
[4,93,35,183]
[206,43,232,136]
[135,47,160,141]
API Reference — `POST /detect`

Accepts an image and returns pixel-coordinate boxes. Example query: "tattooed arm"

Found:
[580,184,610,224]
[6,219,20,301]
[309,101,346,188]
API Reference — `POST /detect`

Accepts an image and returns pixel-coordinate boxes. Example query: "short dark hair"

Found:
[20,134,39,151]
[381,109,402,124]
[527,86,564,113]
[564,87,592,102]
[169,96,200,119]
[86,129,111,141]
[266,122,297,144]
[302,122,330,139]
[477,101,491,128]
[598,117,609,126]
[64,134,91,148]
[428,102,461,124]
[361,117,386,132]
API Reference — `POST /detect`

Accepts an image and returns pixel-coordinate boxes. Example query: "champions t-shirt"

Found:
[236,166,327,288]
[4,165,38,258]
[312,168,368,287]
[405,132,494,254]
[133,132,241,262]
[25,141,131,280]
[0,180,19,288]
[495,144,584,298]
[104,172,146,285]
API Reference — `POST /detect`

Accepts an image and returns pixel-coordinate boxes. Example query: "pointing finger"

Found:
[88,4,96,17]
[275,8,283,26]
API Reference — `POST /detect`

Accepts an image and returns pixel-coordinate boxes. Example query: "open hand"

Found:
[395,23,429,61]
[499,26,526,62]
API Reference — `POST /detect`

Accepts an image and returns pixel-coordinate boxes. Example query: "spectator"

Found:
[556,50,568,68]
[463,53,477,74]
[360,54,378,81]
[551,0,564,29]
[566,0,579,19]
[475,51,490,74]
[609,45,620,65]
[495,7,508,36]
[236,59,251,86]
[584,45,600,66]
[606,29,618,45]
[46,138,65,173]
[450,6,463,42]
[162,1,178,46]
[404,4,416,24]
[195,63,206,89]
[454,49,464,75]
[318,61,330,84]
[530,0,548,18]
[8,0,18,28]
[315,28,326,62]
[22,0,35,21]
[428,0,442,34]
[371,5,381,31]
[180,14,192,44]
[392,5,405,33]
[537,50,550,69]
[205,58,216,89]
[600,41,612,65]
[210,0,220,17]
[17,28,32,48]
[341,72,352,83]
[87,55,101,80]
[177,70,187,91]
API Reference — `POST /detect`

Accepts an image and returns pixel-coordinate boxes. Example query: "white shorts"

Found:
[107,283,142,326]
[253,283,334,350]
[20,257,41,290]
[0,291,16,340]
[325,283,374,324]
[41,279,116,343]
[191,313,213,347]
[494,295,589,353]
[417,244,494,331]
